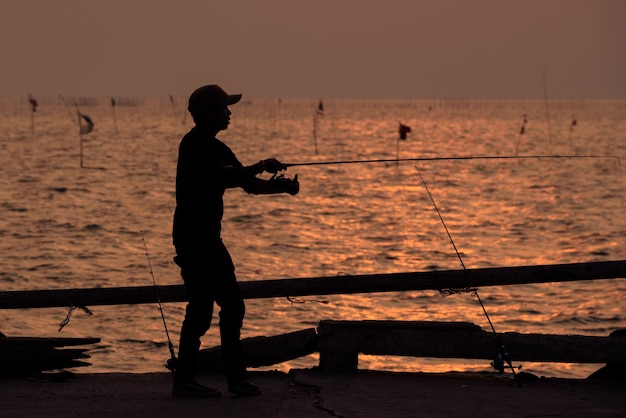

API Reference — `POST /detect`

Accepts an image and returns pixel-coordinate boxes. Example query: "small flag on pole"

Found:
[111,98,118,133]
[399,123,411,140]
[567,118,577,145]
[514,115,527,156]
[169,94,179,122]
[79,112,94,135]
[77,109,94,168]
[28,94,38,112]
[317,99,324,117]
[396,122,412,165]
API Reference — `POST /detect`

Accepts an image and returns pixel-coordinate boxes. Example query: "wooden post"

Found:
[316,320,626,372]
[317,320,482,372]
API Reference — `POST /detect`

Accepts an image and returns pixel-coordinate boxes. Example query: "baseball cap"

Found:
[187,84,242,116]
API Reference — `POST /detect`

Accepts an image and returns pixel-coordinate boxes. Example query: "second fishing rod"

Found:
[414,165,523,387]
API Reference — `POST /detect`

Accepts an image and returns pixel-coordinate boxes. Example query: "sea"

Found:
[1,96,625,379]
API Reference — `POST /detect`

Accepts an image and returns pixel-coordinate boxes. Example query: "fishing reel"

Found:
[165,356,177,372]
[491,352,522,373]
[491,354,506,373]
[269,172,300,195]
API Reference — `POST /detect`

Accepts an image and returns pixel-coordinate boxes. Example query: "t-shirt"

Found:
[172,127,255,250]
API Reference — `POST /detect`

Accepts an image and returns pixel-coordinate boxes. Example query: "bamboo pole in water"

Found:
[0,260,625,309]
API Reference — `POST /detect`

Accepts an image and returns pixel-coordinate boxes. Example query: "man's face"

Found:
[205,105,232,131]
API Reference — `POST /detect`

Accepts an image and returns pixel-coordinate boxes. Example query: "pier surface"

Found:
[1,370,624,417]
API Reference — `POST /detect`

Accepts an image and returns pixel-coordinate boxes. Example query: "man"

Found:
[172,84,299,398]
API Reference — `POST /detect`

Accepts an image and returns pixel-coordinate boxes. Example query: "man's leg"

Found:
[172,263,221,397]
[216,272,261,396]
[174,285,213,386]
[216,276,247,385]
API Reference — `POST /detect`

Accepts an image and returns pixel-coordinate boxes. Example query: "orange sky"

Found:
[1,0,625,99]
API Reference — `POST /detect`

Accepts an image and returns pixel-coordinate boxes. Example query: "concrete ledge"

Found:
[1,370,624,418]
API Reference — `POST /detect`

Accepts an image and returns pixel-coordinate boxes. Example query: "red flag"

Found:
[399,123,411,140]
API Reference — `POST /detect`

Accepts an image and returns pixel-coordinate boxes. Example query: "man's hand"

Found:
[261,158,286,173]
[268,173,299,195]
[284,174,299,195]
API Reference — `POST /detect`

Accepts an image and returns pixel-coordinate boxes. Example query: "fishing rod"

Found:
[414,165,523,388]
[284,154,620,168]
[141,231,177,372]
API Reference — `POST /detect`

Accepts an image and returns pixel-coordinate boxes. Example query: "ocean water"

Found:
[1,97,625,379]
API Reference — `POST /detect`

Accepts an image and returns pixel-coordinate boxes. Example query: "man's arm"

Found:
[222,158,286,188]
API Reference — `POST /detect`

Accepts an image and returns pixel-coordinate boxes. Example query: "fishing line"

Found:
[284,154,620,168]
[141,231,177,372]
[285,272,348,304]
[286,296,329,305]
[58,304,93,332]
[414,165,522,387]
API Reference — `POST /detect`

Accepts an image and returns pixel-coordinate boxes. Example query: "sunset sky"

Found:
[1,0,624,99]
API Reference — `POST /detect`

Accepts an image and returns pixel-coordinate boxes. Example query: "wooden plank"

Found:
[0,337,101,347]
[1,359,92,376]
[0,348,92,361]
[0,336,98,376]
[196,328,318,372]
[242,259,626,299]
[1,260,625,309]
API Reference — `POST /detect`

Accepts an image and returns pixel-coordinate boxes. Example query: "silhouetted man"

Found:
[172,84,299,398]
